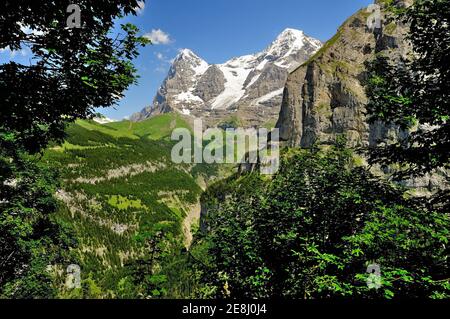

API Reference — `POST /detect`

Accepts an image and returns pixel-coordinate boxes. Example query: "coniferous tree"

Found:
[0,0,148,296]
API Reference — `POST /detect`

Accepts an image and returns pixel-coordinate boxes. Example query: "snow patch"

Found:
[177,48,209,77]
[211,63,253,109]
[192,60,209,76]
[246,73,261,88]
[93,117,117,124]
[174,91,203,104]
[252,88,284,106]
[256,59,269,71]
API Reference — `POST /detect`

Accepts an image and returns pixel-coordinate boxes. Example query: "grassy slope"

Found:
[43,114,206,297]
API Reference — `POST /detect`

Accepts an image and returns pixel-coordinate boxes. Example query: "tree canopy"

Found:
[366,0,449,177]
[0,0,148,297]
[0,0,149,153]
[198,143,449,299]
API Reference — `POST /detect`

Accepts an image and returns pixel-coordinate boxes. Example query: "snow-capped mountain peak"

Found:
[173,48,209,77]
[131,28,322,126]
[264,28,322,67]
[176,48,199,60]
[276,28,306,44]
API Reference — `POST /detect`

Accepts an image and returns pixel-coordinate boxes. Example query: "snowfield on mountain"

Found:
[131,28,322,127]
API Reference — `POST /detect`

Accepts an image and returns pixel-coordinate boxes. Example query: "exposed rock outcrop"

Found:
[275,0,449,194]
[276,0,413,148]
[193,65,226,103]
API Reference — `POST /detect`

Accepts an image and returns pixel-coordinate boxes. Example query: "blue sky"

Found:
[1,0,373,120]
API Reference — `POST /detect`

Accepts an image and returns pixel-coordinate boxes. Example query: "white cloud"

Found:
[144,29,172,45]
[0,24,42,58]
[135,1,145,15]
[155,52,172,63]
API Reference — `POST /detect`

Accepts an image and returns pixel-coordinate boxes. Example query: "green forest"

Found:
[0,0,448,300]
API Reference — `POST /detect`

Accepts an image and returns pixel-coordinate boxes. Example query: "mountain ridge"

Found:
[130,28,322,127]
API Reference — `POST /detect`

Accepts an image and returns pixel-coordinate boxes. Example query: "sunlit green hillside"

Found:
[42,114,215,297]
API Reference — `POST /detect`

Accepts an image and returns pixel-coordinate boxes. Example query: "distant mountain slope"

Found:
[131,29,322,127]
[43,114,226,296]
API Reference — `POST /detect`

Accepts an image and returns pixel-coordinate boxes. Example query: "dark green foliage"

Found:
[365,0,449,177]
[127,221,175,298]
[0,0,149,153]
[199,174,269,298]
[0,150,74,297]
[197,142,449,299]
[360,0,450,299]
[41,117,204,298]
[362,2,450,297]
[1,1,147,296]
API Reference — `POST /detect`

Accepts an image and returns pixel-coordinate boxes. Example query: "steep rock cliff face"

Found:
[275,0,449,193]
[276,0,413,148]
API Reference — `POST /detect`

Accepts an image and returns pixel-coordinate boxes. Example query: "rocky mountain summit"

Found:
[131,29,322,127]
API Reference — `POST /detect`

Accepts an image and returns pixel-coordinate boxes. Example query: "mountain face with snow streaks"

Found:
[131,29,322,127]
